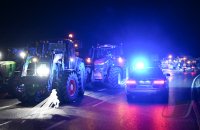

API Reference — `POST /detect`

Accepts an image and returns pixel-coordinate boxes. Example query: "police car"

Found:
[125,59,169,102]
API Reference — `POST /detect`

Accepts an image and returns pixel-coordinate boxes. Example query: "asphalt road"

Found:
[0,69,199,130]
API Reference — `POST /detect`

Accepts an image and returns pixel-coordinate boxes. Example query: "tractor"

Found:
[14,40,86,103]
[85,44,126,88]
[0,48,26,95]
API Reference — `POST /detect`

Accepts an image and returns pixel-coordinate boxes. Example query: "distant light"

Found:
[32,57,38,62]
[135,62,145,69]
[168,54,172,59]
[19,51,26,59]
[69,40,73,42]
[68,33,73,39]
[187,60,191,64]
[74,43,78,48]
[70,57,74,62]
[118,57,123,63]
[183,57,187,61]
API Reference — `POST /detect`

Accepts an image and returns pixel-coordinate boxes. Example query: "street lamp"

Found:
[74,43,78,48]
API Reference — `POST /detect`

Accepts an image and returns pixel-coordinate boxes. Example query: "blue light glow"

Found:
[131,56,149,71]
[135,62,145,69]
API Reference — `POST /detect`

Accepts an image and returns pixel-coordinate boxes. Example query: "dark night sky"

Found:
[0,0,200,56]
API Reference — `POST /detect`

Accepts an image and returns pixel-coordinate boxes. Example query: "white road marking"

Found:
[0,102,20,110]
[45,120,66,130]
[0,121,12,127]
[92,100,106,107]
[98,89,107,92]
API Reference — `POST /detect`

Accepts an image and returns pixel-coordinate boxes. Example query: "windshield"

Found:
[93,47,121,59]
[22,62,50,76]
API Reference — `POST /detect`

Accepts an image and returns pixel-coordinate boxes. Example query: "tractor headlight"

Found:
[86,57,92,64]
[32,57,38,63]
[36,64,50,77]
[118,57,124,63]
[70,57,74,62]
[19,51,26,59]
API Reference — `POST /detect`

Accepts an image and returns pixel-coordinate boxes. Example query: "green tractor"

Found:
[0,49,26,94]
[0,61,16,90]
[15,40,86,103]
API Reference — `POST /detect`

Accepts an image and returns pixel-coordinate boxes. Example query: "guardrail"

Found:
[162,73,200,128]
[191,74,200,128]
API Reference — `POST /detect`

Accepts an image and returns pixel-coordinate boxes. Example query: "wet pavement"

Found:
[0,69,199,130]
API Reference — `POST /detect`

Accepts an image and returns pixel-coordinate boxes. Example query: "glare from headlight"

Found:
[19,51,26,59]
[74,43,78,48]
[86,58,91,64]
[118,57,123,63]
[135,62,145,70]
[70,57,74,62]
[36,64,50,77]
[32,57,38,62]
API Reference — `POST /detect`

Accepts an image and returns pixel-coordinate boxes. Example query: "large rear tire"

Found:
[60,72,79,102]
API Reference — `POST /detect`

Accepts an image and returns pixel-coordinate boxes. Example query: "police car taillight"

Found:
[153,80,165,85]
[126,80,136,84]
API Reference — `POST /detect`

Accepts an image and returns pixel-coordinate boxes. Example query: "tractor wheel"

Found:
[108,67,122,88]
[77,62,86,96]
[18,94,29,104]
[61,72,79,102]
[15,84,29,103]
[34,87,49,103]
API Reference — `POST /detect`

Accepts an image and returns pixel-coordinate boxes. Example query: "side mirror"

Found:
[166,73,170,77]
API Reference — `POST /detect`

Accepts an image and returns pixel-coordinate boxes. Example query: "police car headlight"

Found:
[32,57,38,62]
[36,64,50,77]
